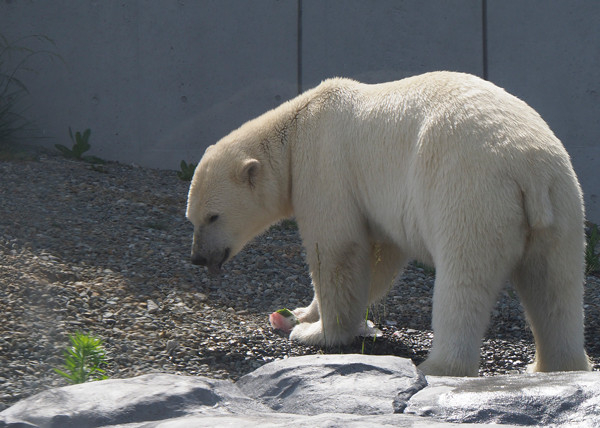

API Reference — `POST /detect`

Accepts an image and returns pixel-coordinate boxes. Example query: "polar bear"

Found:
[186,71,591,376]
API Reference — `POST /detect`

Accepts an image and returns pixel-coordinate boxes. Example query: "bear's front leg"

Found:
[289,240,371,347]
[292,296,320,323]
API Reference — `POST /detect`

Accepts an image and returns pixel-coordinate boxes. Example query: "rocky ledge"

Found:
[1,354,598,427]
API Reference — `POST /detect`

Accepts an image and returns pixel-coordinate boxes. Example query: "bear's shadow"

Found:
[270,327,428,366]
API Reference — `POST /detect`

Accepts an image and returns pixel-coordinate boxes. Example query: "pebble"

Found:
[0,153,598,412]
[147,300,159,314]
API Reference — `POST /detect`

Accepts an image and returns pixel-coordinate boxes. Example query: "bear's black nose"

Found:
[191,253,207,266]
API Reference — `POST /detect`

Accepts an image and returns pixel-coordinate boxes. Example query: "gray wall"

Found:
[1,0,599,222]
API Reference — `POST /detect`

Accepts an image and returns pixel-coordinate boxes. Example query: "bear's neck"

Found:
[259,95,313,222]
[276,100,303,220]
[256,83,335,222]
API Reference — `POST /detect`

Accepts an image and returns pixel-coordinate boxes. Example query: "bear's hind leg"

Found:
[419,255,515,377]
[511,229,591,372]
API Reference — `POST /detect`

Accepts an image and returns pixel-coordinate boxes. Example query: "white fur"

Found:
[187,71,591,376]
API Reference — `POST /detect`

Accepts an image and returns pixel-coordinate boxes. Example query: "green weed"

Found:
[0,34,61,146]
[269,218,298,233]
[55,127,104,163]
[585,223,600,275]
[280,218,298,230]
[177,160,197,181]
[413,261,436,276]
[54,331,109,384]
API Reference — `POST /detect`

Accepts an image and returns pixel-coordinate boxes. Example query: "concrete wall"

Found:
[301,0,482,87]
[487,0,600,222]
[1,0,599,222]
[0,1,298,168]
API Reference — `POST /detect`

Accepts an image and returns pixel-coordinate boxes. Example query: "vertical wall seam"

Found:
[482,0,488,80]
[297,0,303,94]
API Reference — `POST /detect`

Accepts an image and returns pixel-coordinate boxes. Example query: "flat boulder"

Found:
[237,353,427,415]
[2,354,597,427]
[405,370,600,426]
[0,373,271,427]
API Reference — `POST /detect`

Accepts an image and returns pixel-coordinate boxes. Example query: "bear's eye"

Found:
[207,214,219,224]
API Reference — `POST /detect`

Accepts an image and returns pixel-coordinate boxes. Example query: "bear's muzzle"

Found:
[190,253,208,266]
[191,248,230,275]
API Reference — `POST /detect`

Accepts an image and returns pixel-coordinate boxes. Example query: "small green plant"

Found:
[413,261,436,276]
[1,34,61,147]
[269,218,299,233]
[585,223,600,275]
[55,127,90,159]
[54,331,108,384]
[280,219,298,230]
[177,160,197,181]
[55,127,104,163]
[361,308,374,354]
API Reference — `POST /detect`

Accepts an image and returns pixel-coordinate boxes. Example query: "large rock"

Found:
[1,354,597,427]
[237,353,427,415]
[405,371,600,426]
[0,373,272,427]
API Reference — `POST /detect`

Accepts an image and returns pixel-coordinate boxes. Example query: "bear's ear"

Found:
[237,158,260,188]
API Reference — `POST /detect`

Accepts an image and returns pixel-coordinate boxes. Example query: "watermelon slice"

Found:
[269,308,299,333]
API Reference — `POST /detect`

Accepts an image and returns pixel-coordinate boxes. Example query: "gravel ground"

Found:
[0,153,598,411]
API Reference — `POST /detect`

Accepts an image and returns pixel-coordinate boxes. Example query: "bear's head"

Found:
[186,133,288,274]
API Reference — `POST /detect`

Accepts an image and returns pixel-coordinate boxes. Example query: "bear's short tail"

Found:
[523,186,554,230]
